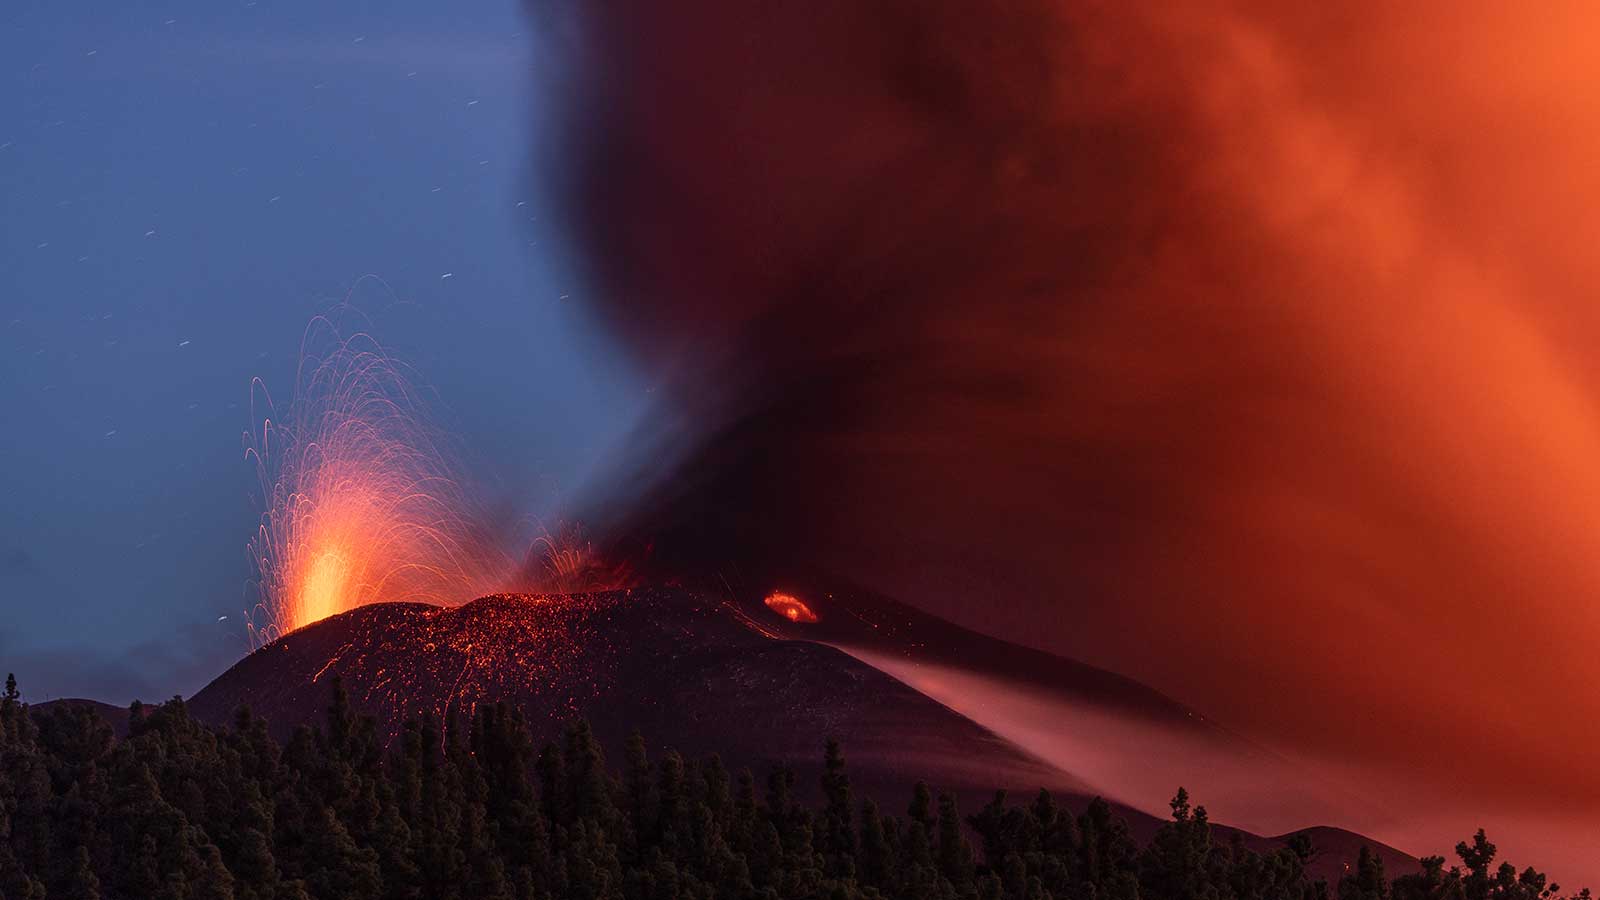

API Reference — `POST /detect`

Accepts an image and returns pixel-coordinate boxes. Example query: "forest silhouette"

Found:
[0,673,1585,900]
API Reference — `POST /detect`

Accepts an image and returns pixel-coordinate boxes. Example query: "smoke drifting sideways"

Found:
[534,0,1600,880]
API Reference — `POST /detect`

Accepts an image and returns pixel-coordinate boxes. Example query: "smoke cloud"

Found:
[534,0,1600,881]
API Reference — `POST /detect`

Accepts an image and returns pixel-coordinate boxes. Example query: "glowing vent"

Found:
[764,592,819,623]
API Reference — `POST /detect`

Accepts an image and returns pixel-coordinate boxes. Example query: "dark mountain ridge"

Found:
[185,588,1413,881]
[190,590,1076,808]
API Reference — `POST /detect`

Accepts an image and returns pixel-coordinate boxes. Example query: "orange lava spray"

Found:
[521,522,635,596]
[244,315,513,647]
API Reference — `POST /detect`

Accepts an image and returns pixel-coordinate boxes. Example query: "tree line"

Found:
[0,673,1585,900]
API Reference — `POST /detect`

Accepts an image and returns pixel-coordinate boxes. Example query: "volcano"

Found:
[187,587,1413,881]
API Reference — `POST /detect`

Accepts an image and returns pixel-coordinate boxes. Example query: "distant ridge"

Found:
[32,697,132,737]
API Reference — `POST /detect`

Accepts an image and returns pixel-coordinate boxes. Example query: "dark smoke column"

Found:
[532,0,1600,876]
[535,1,1192,590]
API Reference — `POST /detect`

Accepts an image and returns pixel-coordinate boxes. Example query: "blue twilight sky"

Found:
[0,1,644,701]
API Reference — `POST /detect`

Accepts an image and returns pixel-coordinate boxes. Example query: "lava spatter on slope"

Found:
[239,592,629,737]
[189,587,1079,810]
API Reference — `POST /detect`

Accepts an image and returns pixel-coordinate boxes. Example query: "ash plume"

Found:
[532,0,1600,877]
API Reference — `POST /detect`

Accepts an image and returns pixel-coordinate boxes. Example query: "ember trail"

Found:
[244,316,514,645]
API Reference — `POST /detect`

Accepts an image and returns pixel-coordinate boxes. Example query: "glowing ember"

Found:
[763,591,818,623]
[521,522,635,596]
[244,316,513,646]
[307,592,626,735]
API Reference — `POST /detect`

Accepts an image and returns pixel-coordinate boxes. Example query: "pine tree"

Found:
[935,792,973,885]
[727,768,760,861]
[858,798,893,891]
[536,740,566,829]
[1,674,22,747]
[623,731,657,857]
[562,721,614,829]
[299,805,381,900]
[1140,787,1217,900]
[819,739,855,880]
[656,750,688,862]
[1340,846,1391,900]
[0,693,1591,900]
[61,845,100,900]
[1458,830,1497,900]
[894,783,935,897]
[193,840,238,900]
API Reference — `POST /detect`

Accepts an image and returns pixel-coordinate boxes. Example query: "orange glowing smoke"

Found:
[244,317,513,646]
[541,3,1600,880]
[763,592,818,623]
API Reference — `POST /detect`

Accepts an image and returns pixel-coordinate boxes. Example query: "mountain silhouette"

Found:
[187,587,1414,880]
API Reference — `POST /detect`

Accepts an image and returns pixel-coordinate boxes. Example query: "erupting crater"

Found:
[243,317,514,645]
[764,590,819,623]
[191,587,1070,807]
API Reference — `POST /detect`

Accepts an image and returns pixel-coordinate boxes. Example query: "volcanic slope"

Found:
[747,577,1379,837]
[731,579,1420,876]
[188,587,1413,880]
[190,589,1072,806]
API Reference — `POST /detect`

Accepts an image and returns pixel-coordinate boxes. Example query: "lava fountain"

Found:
[244,316,513,646]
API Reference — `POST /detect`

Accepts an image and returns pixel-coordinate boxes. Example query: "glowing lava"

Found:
[244,316,513,646]
[299,548,353,628]
[763,591,818,623]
